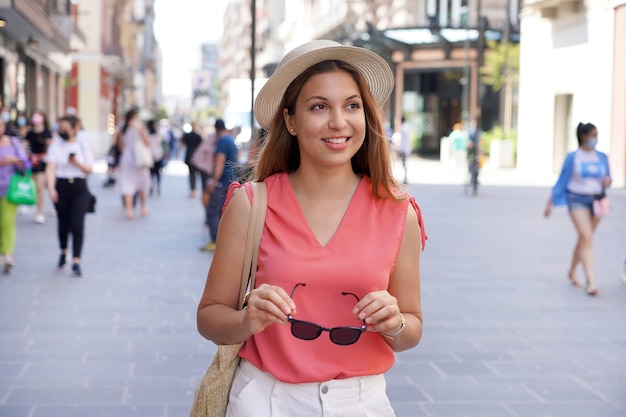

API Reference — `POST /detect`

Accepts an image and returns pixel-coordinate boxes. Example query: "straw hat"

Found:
[254,40,394,130]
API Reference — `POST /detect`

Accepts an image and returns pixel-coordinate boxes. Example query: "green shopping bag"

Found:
[6,170,37,206]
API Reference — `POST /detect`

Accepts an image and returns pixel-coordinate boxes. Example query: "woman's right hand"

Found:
[242,284,296,335]
[49,188,58,203]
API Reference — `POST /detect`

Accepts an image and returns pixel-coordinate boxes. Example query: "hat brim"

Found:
[254,43,394,131]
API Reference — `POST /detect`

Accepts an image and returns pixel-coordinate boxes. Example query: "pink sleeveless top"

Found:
[227,173,425,383]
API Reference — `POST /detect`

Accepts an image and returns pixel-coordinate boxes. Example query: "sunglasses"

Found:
[287,283,366,346]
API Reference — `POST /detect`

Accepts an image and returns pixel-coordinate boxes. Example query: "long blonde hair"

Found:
[253,60,402,200]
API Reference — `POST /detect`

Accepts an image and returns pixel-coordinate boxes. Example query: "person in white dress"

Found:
[115,109,151,219]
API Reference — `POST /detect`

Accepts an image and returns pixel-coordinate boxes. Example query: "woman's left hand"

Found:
[353,290,403,334]
[602,177,612,188]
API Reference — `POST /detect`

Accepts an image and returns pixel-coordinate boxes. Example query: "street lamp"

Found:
[250,0,256,137]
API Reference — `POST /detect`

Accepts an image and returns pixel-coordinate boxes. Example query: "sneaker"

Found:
[58,253,67,269]
[71,263,82,277]
[34,214,45,224]
[199,242,217,252]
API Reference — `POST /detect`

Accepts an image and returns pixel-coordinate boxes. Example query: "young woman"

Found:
[197,40,426,416]
[116,109,151,219]
[45,115,95,277]
[0,118,29,273]
[25,109,52,223]
[544,122,612,295]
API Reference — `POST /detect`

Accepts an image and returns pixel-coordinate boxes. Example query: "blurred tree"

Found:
[480,40,519,92]
[155,106,168,121]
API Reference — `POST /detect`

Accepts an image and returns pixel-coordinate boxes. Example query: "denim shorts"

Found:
[567,192,594,213]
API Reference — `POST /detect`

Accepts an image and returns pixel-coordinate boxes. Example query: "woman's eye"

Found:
[347,102,361,110]
[311,104,325,110]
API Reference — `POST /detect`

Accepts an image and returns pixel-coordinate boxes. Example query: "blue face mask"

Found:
[1,113,9,123]
[16,117,26,127]
[587,137,598,148]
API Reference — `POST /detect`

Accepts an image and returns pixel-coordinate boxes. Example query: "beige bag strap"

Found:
[237,182,267,308]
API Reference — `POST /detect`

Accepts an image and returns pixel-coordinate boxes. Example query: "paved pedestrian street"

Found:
[0,160,625,417]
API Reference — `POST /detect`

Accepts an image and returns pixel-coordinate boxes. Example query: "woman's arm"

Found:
[382,206,423,351]
[353,205,423,352]
[197,187,295,345]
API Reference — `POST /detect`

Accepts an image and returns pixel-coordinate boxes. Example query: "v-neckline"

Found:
[285,175,363,249]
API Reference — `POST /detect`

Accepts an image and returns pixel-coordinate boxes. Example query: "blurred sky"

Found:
[153,1,228,98]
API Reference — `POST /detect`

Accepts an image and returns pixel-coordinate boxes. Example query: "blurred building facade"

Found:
[0,0,157,155]
[0,0,84,122]
[517,0,626,187]
[217,0,521,153]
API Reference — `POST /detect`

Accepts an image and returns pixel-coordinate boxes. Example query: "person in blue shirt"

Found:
[544,122,612,295]
[200,119,239,251]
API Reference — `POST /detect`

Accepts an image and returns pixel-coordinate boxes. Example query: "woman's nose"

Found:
[328,109,347,130]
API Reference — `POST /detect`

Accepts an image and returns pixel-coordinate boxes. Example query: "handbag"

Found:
[6,170,37,206]
[190,133,216,175]
[593,190,610,218]
[189,181,267,417]
[134,139,154,168]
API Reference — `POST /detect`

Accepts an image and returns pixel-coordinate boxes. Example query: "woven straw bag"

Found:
[189,182,267,417]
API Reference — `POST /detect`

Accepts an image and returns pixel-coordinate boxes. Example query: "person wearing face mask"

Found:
[45,115,95,277]
[544,122,612,296]
[25,110,52,224]
[0,117,29,274]
[115,108,151,219]
[1,107,16,137]
[12,111,28,139]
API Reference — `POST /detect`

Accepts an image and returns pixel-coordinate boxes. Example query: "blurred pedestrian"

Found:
[448,122,469,173]
[25,109,52,224]
[196,40,426,416]
[0,117,29,274]
[147,119,166,196]
[544,122,612,295]
[1,107,16,137]
[395,116,411,184]
[181,121,207,198]
[12,111,28,139]
[166,125,179,160]
[115,109,151,219]
[199,118,238,252]
[45,115,95,277]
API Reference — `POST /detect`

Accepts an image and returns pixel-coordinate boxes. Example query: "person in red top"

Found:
[197,40,426,416]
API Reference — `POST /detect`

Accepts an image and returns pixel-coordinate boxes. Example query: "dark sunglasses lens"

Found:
[291,320,323,341]
[329,328,362,345]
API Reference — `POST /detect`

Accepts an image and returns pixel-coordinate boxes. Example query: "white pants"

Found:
[226,359,396,417]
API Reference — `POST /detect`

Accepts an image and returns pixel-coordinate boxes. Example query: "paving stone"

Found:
[0,405,34,417]
[421,402,516,417]
[5,387,124,405]
[419,381,536,402]
[505,401,624,417]
[32,405,166,417]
